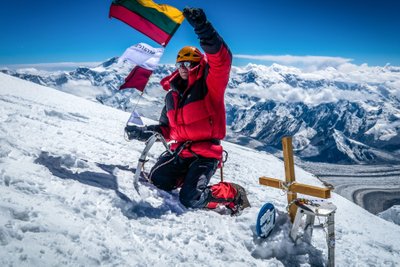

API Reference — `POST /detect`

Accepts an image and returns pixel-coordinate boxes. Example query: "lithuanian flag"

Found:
[109,0,184,46]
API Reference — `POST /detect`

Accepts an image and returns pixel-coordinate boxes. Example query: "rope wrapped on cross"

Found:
[259,137,332,222]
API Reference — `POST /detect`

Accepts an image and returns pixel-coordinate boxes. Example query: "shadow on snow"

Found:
[34,151,186,219]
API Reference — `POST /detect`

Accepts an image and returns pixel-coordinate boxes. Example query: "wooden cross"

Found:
[259,137,331,222]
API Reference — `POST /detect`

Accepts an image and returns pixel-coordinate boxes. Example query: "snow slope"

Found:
[1,73,400,266]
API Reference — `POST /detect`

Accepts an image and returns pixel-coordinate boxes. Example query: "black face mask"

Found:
[179,79,188,91]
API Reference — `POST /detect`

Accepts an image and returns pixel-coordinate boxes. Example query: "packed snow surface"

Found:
[1,73,400,266]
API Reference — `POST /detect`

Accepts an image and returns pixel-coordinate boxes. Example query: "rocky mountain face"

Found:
[2,59,400,164]
[225,64,400,163]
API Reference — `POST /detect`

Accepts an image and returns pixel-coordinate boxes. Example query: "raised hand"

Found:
[183,7,207,29]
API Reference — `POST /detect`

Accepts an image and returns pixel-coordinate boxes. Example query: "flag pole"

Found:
[132,91,144,114]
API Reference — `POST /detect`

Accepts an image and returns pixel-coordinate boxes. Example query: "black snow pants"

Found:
[149,152,218,209]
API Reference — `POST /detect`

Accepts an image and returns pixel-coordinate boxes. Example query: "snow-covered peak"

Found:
[378,205,400,225]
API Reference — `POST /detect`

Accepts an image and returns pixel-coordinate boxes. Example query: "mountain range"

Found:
[2,58,400,164]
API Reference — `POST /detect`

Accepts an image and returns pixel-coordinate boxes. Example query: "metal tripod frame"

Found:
[290,200,337,267]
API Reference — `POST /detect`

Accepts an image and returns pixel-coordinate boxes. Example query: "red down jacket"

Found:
[157,26,232,162]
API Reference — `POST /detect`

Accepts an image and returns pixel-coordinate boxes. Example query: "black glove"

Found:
[125,125,155,142]
[183,7,207,30]
[183,7,220,53]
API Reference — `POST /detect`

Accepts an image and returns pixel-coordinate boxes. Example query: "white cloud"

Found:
[60,80,108,100]
[229,80,378,106]
[234,54,353,70]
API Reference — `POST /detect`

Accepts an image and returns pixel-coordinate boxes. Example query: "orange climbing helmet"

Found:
[176,46,202,63]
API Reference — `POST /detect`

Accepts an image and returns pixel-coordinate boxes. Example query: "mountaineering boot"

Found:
[230,183,251,215]
[205,182,251,215]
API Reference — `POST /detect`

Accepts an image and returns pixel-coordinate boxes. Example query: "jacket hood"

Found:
[160,55,207,91]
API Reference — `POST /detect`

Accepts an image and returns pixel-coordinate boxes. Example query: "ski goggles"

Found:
[175,61,197,70]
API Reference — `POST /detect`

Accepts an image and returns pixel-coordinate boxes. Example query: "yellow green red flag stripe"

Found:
[136,0,184,24]
[109,0,184,46]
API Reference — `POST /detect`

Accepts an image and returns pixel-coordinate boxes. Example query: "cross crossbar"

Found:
[259,177,331,199]
[259,136,332,222]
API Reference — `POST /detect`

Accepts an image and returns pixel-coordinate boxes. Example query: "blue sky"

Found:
[1,0,399,68]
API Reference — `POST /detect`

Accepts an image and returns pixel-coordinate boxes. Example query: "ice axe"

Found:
[133,132,171,193]
[126,110,171,194]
